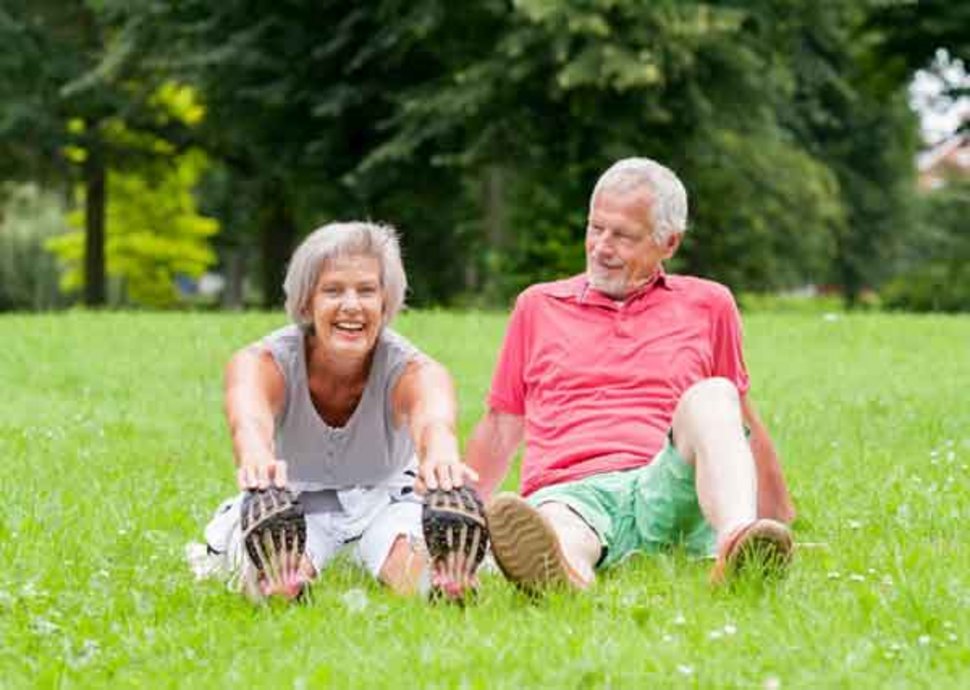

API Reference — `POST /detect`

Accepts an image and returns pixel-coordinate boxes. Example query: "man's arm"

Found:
[464,409,525,500]
[740,394,795,524]
[224,345,287,488]
[392,356,477,492]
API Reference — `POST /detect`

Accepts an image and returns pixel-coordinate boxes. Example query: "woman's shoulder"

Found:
[262,323,302,345]
[378,327,421,362]
[260,324,304,370]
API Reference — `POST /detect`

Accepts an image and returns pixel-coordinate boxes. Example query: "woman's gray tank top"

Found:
[262,324,419,489]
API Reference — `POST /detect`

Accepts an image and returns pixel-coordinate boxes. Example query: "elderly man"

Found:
[465,157,795,591]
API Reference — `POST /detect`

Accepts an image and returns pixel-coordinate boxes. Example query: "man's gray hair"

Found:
[283,221,407,328]
[590,157,689,243]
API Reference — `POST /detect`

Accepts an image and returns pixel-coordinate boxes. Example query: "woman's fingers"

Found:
[237,465,255,490]
[418,459,479,494]
[414,474,429,495]
[237,460,288,491]
[437,463,455,492]
[270,460,288,488]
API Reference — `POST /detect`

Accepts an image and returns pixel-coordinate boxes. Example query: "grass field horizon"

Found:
[1,309,967,688]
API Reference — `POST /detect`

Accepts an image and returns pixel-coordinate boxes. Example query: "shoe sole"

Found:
[713,519,793,585]
[486,493,580,594]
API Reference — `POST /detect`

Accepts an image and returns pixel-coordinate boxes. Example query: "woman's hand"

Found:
[236,459,288,490]
[415,456,479,493]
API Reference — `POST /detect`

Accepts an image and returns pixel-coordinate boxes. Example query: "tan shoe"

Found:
[485,493,589,594]
[710,518,793,586]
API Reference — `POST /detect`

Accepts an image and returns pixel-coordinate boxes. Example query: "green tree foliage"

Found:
[765,1,921,305]
[95,0,958,308]
[45,149,218,307]
[0,1,203,306]
[363,0,851,298]
[124,0,490,306]
[882,177,970,312]
[867,0,970,76]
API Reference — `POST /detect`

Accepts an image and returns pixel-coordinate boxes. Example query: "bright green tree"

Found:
[46,148,218,307]
[0,0,202,306]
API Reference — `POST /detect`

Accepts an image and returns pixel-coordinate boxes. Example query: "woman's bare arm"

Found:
[392,356,477,492]
[224,345,288,489]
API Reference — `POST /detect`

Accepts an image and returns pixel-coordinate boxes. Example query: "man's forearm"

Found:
[465,411,523,499]
[749,428,796,523]
[740,395,795,524]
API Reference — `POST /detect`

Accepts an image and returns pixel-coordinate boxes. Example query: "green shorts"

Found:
[526,438,715,569]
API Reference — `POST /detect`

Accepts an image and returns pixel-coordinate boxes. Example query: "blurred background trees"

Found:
[1,0,966,311]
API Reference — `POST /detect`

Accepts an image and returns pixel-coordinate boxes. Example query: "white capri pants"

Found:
[200,485,424,584]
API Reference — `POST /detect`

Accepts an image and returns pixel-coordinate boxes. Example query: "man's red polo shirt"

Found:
[487,270,751,496]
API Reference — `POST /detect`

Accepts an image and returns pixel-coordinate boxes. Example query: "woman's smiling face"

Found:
[308,254,384,360]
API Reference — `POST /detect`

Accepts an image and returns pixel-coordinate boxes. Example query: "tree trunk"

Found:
[478,165,506,295]
[260,181,297,309]
[83,132,107,307]
[222,246,246,310]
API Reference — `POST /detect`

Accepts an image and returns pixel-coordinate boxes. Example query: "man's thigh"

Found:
[526,470,640,569]
[633,438,716,558]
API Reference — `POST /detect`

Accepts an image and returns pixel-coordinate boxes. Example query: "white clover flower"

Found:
[341,588,369,613]
[31,617,59,636]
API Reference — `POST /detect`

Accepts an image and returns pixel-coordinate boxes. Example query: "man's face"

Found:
[585,188,680,299]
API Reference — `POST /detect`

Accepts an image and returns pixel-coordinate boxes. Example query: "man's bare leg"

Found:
[538,502,601,585]
[672,377,757,541]
[672,377,791,581]
[487,495,600,591]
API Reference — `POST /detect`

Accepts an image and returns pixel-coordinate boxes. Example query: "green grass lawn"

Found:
[1,309,967,688]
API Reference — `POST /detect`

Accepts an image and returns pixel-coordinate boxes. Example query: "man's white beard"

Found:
[587,268,629,299]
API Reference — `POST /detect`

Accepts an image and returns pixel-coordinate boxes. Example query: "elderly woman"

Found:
[191,221,476,600]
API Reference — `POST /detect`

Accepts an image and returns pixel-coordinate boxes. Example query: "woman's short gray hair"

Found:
[590,157,689,243]
[283,221,407,328]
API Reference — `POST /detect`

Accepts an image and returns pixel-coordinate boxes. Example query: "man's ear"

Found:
[662,232,683,259]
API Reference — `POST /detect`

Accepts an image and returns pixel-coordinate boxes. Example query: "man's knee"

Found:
[676,377,740,415]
